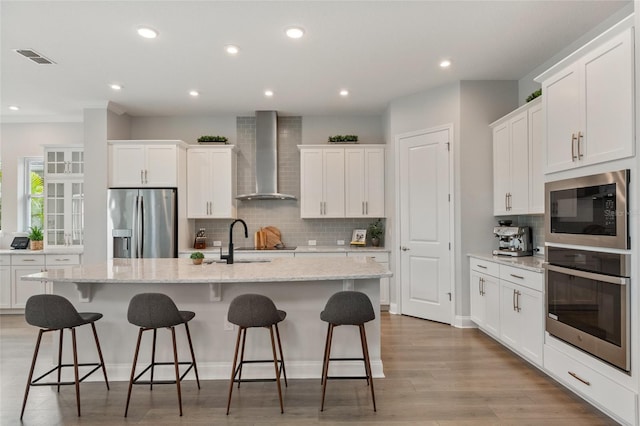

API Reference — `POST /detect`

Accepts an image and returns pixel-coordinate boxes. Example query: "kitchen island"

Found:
[22,256,391,381]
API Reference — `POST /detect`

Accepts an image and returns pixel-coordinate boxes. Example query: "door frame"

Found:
[392,124,456,323]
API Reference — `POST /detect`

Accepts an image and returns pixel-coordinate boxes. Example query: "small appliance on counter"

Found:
[11,236,30,249]
[493,221,533,257]
[194,228,206,249]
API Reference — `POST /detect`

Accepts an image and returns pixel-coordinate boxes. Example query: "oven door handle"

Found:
[545,263,630,286]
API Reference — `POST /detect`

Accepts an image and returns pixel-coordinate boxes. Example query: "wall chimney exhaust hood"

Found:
[236,111,297,201]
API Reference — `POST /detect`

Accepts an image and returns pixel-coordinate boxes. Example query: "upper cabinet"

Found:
[299,145,385,219]
[186,146,237,219]
[44,145,83,178]
[345,147,385,218]
[491,98,542,216]
[299,146,345,218]
[108,140,187,187]
[537,24,634,174]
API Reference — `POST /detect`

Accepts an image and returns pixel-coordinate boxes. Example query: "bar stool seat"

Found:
[125,293,200,417]
[21,294,110,419]
[320,291,376,412]
[226,293,287,414]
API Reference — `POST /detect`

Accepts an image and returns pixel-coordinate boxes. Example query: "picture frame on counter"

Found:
[351,229,366,245]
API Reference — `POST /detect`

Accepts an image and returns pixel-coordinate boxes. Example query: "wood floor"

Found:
[0,312,617,425]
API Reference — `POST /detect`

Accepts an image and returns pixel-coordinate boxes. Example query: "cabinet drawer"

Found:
[469,258,499,277]
[12,254,45,266]
[347,252,389,262]
[46,254,80,266]
[0,255,10,266]
[544,344,635,425]
[499,265,542,292]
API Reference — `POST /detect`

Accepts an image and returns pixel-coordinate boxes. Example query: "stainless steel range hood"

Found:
[236,111,297,200]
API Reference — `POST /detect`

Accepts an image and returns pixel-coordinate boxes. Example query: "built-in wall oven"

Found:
[546,246,630,371]
[545,169,629,250]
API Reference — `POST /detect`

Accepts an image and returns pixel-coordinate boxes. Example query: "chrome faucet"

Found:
[220,219,248,264]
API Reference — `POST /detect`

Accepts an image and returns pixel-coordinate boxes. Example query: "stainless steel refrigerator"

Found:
[107,188,177,258]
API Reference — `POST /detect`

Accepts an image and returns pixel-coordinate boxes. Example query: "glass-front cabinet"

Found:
[44,145,84,177]
[45,181,84,247]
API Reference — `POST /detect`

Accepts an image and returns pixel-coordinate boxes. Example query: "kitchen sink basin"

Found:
[204,259,272,264]
[234,246,297,251]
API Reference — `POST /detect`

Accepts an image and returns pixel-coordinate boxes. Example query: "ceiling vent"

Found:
[14,49,56,64]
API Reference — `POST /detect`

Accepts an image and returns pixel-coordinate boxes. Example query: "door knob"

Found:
[401,246,410,251]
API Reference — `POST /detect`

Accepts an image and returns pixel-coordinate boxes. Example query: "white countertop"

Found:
[467,253,545,273]
[22,257,392,284]
[0,248,83,255]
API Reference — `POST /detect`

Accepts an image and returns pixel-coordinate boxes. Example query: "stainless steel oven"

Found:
[545,170,629,249]
[545,246,630,371]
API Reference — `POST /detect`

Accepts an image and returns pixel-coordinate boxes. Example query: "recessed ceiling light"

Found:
[8,105,20,111]
[189,90,199,97]
[285,26,305,39]
[225,45,239,55]
[340,89,349,97]
[137,26,158,39]
[264,90,274,97]
[110,84,122,91]
[440,59,451,68]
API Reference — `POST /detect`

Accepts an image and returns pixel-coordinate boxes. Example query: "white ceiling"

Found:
[0,1,631,122]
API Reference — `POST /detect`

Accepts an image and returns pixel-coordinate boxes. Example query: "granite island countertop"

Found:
[467,253,545,273]
[22,256,392,284]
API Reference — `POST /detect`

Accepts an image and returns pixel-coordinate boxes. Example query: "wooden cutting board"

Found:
[262,226,282,249]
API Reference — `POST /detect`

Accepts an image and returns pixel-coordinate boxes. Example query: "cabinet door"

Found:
[322,148,345,217]
[364,148,385,217]
[469,271,485,326]
[528,102,544,214]
[493,122,510,215]
[12,266,47,308]
[500,281,520,351]
[0,265,10,309]
[187,149,213,218]
[518,285,543,366]
[483,274,500,338]
[45,147,84,177]
[345,149,366,217]
[210,149,234,218]
[45,180,84,248]
[581,28,634,166]
[300,149,326,218]
[509,111,529,214]
[110,144,146,187]
[543,66,582,173]
[145,145,178,186]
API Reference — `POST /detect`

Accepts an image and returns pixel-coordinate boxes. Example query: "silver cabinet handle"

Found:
[22,259,36,262]
[144,169,148,184]
[577,131,584,159]
[513,289,517,311]
[476,264,487,269]
[362,201,365,215]
[516,290,521,312]
[571,133,578,160]
[505,193,508,211]
[510,273,524,280]
[323,201,326,215]
[568,371,590,386]
[320,202,323,215]
[365,201,368,215]
[140,170,144,184]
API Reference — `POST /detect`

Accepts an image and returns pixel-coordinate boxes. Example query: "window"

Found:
[25,157,44,229]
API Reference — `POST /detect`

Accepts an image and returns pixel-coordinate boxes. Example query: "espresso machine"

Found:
[493,225,533,257]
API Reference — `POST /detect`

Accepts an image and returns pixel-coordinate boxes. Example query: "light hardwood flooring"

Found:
[1,312,617,425]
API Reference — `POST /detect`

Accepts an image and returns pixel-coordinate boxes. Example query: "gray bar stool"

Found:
[320,290,376,412]
[226,293,287,414]
[21,294,110,419]
[125,293,200,417]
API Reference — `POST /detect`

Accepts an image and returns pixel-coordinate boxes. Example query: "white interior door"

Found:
[398,127,452,324]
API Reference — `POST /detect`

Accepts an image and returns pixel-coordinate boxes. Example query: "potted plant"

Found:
[28,226,44,250]
[197,135,228,144]
[368,219,384,247]
[190,251,205,265]
[328,134,358,143]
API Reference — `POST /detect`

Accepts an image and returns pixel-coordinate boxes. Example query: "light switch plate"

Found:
[308,240,316,246]
[213,241,222,247]
[337,240,345,246]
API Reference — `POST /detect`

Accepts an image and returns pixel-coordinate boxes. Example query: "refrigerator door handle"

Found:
[138,195,144,257]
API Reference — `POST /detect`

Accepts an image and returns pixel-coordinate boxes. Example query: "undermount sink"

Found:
[234,246,297,251]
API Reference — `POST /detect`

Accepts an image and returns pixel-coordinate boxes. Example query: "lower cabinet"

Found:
[469,257,543,368]
[347,251,390,306]
[1,253,81,311]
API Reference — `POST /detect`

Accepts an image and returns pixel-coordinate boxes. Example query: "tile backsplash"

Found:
[195,116,384,248]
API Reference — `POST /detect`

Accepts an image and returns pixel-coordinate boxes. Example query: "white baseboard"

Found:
[454,315,477,329]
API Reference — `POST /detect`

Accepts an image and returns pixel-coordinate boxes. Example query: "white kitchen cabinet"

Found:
[44,145,84,178]
[186,146,237,219]
[108,140,186,187]
[45,180,84,248]
[469,259,500,339]
[0,256,11,309]
[11,255,46,309]
[491,98,541,215]
[528,102,544,214]
[469,257,544,367]
[345,147,385,218]
[299,147,345,218]
[539,26,634,173]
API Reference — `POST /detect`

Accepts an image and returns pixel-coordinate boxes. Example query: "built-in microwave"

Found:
[545,170,630,250]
